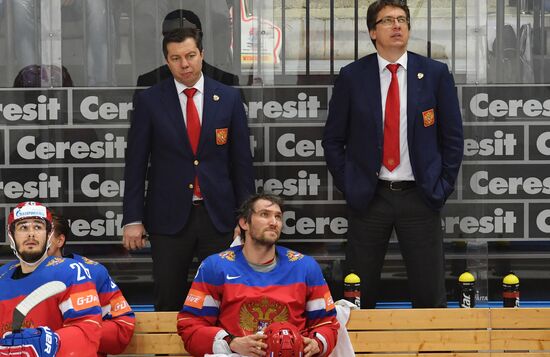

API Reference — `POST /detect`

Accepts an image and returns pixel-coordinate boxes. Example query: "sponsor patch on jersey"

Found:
[184,289,206,309]
[110,295,132,317]
[324,292,335,311]
[422,108,435,127]
[286,250,304,262]
[46,257,65,266]
[70,289,100,311]
[216,128,228,145]
[219,250,235,261]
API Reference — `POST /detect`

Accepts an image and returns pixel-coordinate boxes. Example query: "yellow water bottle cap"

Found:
[459,271,475,283]
[344,273,360,284]
[503,273,519,285]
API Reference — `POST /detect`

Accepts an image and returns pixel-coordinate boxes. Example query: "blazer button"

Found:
[188,183,194,189]
[193,160,199,166]
[376,172,379,176]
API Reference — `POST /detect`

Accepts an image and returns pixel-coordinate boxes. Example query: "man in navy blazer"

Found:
[322,0,463,308]
[123,28,255,311]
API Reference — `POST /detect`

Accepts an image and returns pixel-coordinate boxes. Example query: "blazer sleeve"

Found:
[435,65,464,199]
[122,91,153,225]
[228,89,255,205]
[322,66,352,194]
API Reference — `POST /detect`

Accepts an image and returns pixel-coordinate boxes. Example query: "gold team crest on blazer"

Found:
[216,128,228,145]
[422,108,435,127]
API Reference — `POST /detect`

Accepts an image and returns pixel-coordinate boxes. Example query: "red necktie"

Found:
[383,64,400,171]
[183,88,202,198]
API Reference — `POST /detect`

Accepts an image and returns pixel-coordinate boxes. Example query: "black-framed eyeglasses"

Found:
[375,16,409,27]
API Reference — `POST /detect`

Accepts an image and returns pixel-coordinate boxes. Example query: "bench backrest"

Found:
[121,308,550,356]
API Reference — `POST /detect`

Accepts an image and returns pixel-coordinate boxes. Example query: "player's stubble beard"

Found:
[17,239,48,264]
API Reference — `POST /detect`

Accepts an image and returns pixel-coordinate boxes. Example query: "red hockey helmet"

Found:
[264,322,304,357]
[7,201,53,234]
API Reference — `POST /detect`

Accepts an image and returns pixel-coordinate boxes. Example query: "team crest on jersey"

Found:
[239,297,289,333]
[219,250,235,261]
[81,256,98,266]
[286,250,304,262]
[46,257,65,266]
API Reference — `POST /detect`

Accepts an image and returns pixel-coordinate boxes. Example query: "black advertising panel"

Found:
[463,125,524,161]
[282,203,347,239]
[73,167,125,203]
[269,125,324,162]
[462,163,550,200]
[60,205,123,243]
[9,127,128,164]
[254,165,329,201]
[241,86,328,123]
[249,125,265,161]
[72,89,135,124]
[0,167,68,204]
[462,85,550,122]
[528,124,550,160]
[442,203,524,239]
[0,89,68,125]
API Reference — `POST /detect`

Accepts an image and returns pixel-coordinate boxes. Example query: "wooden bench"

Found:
[120,308,550,356]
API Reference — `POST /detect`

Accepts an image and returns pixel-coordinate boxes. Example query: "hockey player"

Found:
[48,212,135,356]
[177,193,339,357]
[0,201,102,356]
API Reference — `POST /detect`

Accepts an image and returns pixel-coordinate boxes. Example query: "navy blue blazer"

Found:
[322,52,464,211]
[123,75,255,235]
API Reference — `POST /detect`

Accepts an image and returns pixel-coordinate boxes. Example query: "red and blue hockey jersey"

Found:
[177,245,339,356]
[70,254,135,356]
[0,256,102,357]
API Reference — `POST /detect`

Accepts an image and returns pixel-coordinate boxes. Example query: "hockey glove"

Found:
[0,326,60,357]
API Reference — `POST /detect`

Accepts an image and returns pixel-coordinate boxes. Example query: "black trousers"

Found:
[149,203,232,311]
[346,183,447,308]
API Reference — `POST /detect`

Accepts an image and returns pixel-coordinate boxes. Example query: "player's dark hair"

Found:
[51,211,70,250]
[162,27,203,59]
[237,193,284,224]
[367,0,411,47]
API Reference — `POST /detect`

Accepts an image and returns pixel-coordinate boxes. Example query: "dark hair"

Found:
[13,65,74,88]
[162,27,203,59]
[366,0,411,47]
[162,9,202,35]
[237,193,284,224]
[51,211,70,249]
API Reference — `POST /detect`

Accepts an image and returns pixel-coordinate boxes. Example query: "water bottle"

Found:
[344,272,361,307]
[502,273,520,308]
[458,271,476,308]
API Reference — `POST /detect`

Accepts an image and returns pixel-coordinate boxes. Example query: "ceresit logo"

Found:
[70,211,123,237]
[0,174,62,199]
[255,170,321,197]
[283,211,348,235]
[0,95,61,121]
[244,92,321,119]
[79,96,133,120]
[469,92,550,118]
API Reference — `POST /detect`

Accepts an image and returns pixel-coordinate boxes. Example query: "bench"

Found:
[120,308,550,356]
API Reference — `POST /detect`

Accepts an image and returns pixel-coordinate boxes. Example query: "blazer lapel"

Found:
[363,55,384,144]
[406,52,423,142]
[199,76,222,153]
[159,79,193,151]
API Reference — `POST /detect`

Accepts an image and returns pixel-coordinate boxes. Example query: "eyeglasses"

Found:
[375,16,409,27]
